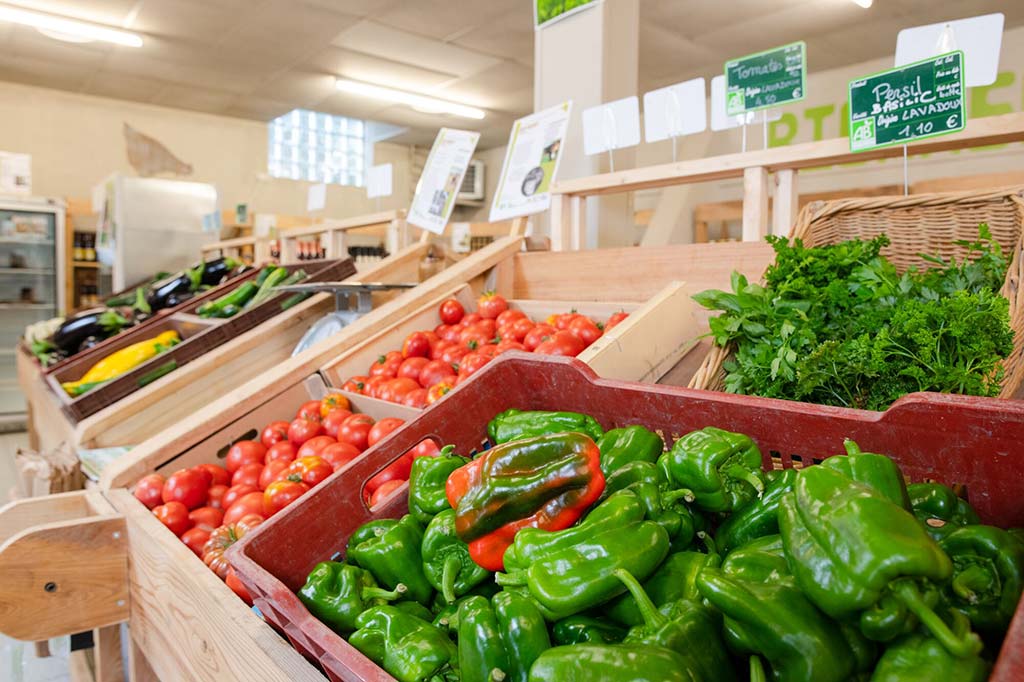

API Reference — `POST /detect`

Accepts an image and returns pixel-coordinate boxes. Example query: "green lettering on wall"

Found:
[839,102,850,138]
[971,71,1015,118]
[769,113,798,147]
[804,104,835,141]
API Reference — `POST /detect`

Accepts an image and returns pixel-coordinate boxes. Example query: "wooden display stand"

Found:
[277,210,408,266]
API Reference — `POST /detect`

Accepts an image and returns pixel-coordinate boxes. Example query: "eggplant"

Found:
[146,272,193,312]
[77,336,102,352]
[51,307,133,354]
[199,257,240,286]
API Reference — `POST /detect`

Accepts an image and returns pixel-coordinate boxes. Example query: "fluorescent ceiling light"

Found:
[0,4,143,47]
[335,79,486,120]
[850,0,872,7]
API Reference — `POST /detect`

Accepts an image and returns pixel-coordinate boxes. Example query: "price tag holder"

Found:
[643,78,706,143]
[848,51,965,153]
[896,13,1003,87]
[725,41,805,115]
[582,96,640,156]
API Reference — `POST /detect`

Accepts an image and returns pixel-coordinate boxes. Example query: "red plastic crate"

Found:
[230,353,1024,682]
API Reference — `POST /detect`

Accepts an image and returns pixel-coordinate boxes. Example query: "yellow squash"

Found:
[62,330,181,397]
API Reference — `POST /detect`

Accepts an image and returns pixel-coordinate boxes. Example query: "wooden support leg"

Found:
[772,169,799,237]
[94,624,125,682]
[742,166,769,242]
[549,194,570,251]
[694,221,708,243]
[128,636,159,682]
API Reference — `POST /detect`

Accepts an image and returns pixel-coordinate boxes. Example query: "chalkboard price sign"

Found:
[725,42,806,115]
[848,51,965,152]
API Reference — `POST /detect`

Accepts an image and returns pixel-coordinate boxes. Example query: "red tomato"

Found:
[365,453,414,498]
[478,292,509,319]
[297,435,337,459]
[231,462,265,489]
[605,311,629,331]
[568,317,603,346]
[363,375,388,399]
[226,568,252,605]
[223,493,266,525]
[344,413,375,426]
[322,408,353,438]
[225,440,266,473]
[535,330,586,357]
[409,439,442,459]
[367,418,405,447]
[341,376,368,394]
[523,324,556,351]
[419,360,456,389]
[133,473,165,510]
[259,459,292,489]
[548,312,584,330]
[427,381,455,404]
[457,352,490,379]
[320,442,362,471]
[153,501,192,537]
[265,440,298,464]
[496,309,527,328]
[188,506,224,531]
[439,298,465,325]
[296,400,324,424]
[195,463,230,487]
[402,388,429,408]
[461,312,482,327]
[505,317,535,342]
[260,421,290,448]
[397,357,429,383]
[263,480,310,516]
[369,479,406,508]
[435,324,462,343]
[440,344,469,365]
[380,377,420,403]
[368,356,397,378]
[496,340,527,354]
[181,527,211,558]
[402,331,431,359]
[162,469,209,510]
[320,394,350,418]
[288,418,324,446]
[191,466,214,489]
[222,484,259,511]
[207,484,228,509]
[467,318,497,338]
[339,420,373,451]
[476,343,499,360]
[287,456,333,487]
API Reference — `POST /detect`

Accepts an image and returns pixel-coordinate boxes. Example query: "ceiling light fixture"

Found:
[850,0,873,8]
[335,79,486,120]
[0,4,143,47]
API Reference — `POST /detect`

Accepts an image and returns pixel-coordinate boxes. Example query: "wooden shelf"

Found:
[0,267,53,275]
[0,237,53,246]
[73,261,99,268]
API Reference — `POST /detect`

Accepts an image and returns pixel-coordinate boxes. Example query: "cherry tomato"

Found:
[478,292,509,319]
[402,331,431,359]
[222,484,259,511]
[225,440,266,473]
[496,340,527,354]
[260,421,290,448]
[367,418,405,447]
[461,312,482,327]
[181,527,211,558]
[287,456,333,487]
[439,298,465,325]
[547,312,584,330]
[288,418,324,446]
[322,408,353,438]
[133,473,165,510]
[457,352,490,379]
[419,360,456,389]
[297,435,337,459]
[505,317,535,342]
[341,376,368,394]
[223,493,266,525]
[153,501,192,537]
[207,484,229,509]
[320,393,350,418]
[427,381,455,404]
[263,480,310,516]
[265,440,298,464]
[259,459,292,489]
[162,469,209,510]
[402,388,429,408]
[231,462,265,489]
[605,311,629,331]
[440,344,469,365]
[296,400,324,424]
[535,330,585,357]
[369,479,406,508]
[195,463,230,487]
[568,317,603,346]
[496,309,527,328]
[380,377,420,403]
[397,357,429,383]
[320,442,362,471]
[188,506,224,531]
[363,375,388,399]
[226,568,252,605]
[523,324,556,351]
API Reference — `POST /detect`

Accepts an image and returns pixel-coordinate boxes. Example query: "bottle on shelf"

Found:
[73,232,84,262]
[85,233,96,262]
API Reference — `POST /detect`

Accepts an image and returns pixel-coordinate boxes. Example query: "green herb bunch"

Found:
[694,225,1015,410]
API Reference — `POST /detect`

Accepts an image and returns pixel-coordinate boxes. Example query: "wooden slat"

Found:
[128,636,160,682]
[742,166,769,241]
[0,490,91,545]
[94,624,125,682]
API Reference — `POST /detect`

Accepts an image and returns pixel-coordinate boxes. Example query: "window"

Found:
[268,109,365,186]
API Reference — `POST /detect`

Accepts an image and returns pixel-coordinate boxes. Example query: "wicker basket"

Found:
[689,187,1024,400]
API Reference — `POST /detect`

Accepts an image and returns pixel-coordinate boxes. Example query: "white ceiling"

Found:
[0,0,1020,148]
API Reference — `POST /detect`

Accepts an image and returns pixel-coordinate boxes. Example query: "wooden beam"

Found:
[742,167,769,242]
[94,624,125,682]
[128,637,159,682]
[773,169,798,237]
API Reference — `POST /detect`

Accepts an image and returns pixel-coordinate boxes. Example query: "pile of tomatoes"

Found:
[341,292,628,406]
[132,394,433,602]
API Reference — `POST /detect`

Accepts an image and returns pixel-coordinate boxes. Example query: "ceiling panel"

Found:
[132,0,236,43]
[452,7,535,65]
[7,25,112,69]
[2,0,139,26]
[150,84,236,113]
[305,48,454,92]
[83,70,166,102]
[252,70,337,108]
[223,95,294,121]
[373,0,521,41]
[437,61,533,113]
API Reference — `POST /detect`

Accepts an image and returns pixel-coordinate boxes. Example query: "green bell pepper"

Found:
[908,482,981,536]
[296,562,406,634]
[821,440,910,509]
[527,644,698,682]
[422,509,491,604]
[392,600,436,622]
[486,408,603,444]
[551,616,626,645]
[658,427,764,512]
[348,605,458,682]
[495,520,669,621]
[721,534,790,584]
[347,514,434,606]
[599,460,696,544]
[870,611,989,682]
[457,592,550,682]
[409,446,468,525]
[715,469,796,553]
[596,425,663,476]
[606,550,720,627]
[615,568,735,682]
[778,465,981,657]
[938,524,1024,634]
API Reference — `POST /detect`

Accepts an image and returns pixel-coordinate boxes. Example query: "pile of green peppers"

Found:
[294,409,1024,682]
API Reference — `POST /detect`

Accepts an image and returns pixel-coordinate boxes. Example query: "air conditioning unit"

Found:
[458,159,485,202]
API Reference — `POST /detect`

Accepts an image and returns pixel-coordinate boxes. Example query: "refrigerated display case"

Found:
[0,196,64,425]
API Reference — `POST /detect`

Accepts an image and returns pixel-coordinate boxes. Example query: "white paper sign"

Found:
[710,76,781,131]
[489,101,572,223]
[366,164,393,199]
[307,182,327,212]
[0,152,31,195]
[408,128,481,235]
[643,78,707,143]
[582,96,640,155]
[896,13,1003,87]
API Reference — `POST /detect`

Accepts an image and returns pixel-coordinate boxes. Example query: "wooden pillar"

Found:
[280,234,297,265]
[772,169,799,237]
[742,166,769,242]
[94,624,126,682]
[128,636,159,682]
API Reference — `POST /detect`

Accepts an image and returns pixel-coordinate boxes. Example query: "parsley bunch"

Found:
[694,225,1014,410]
